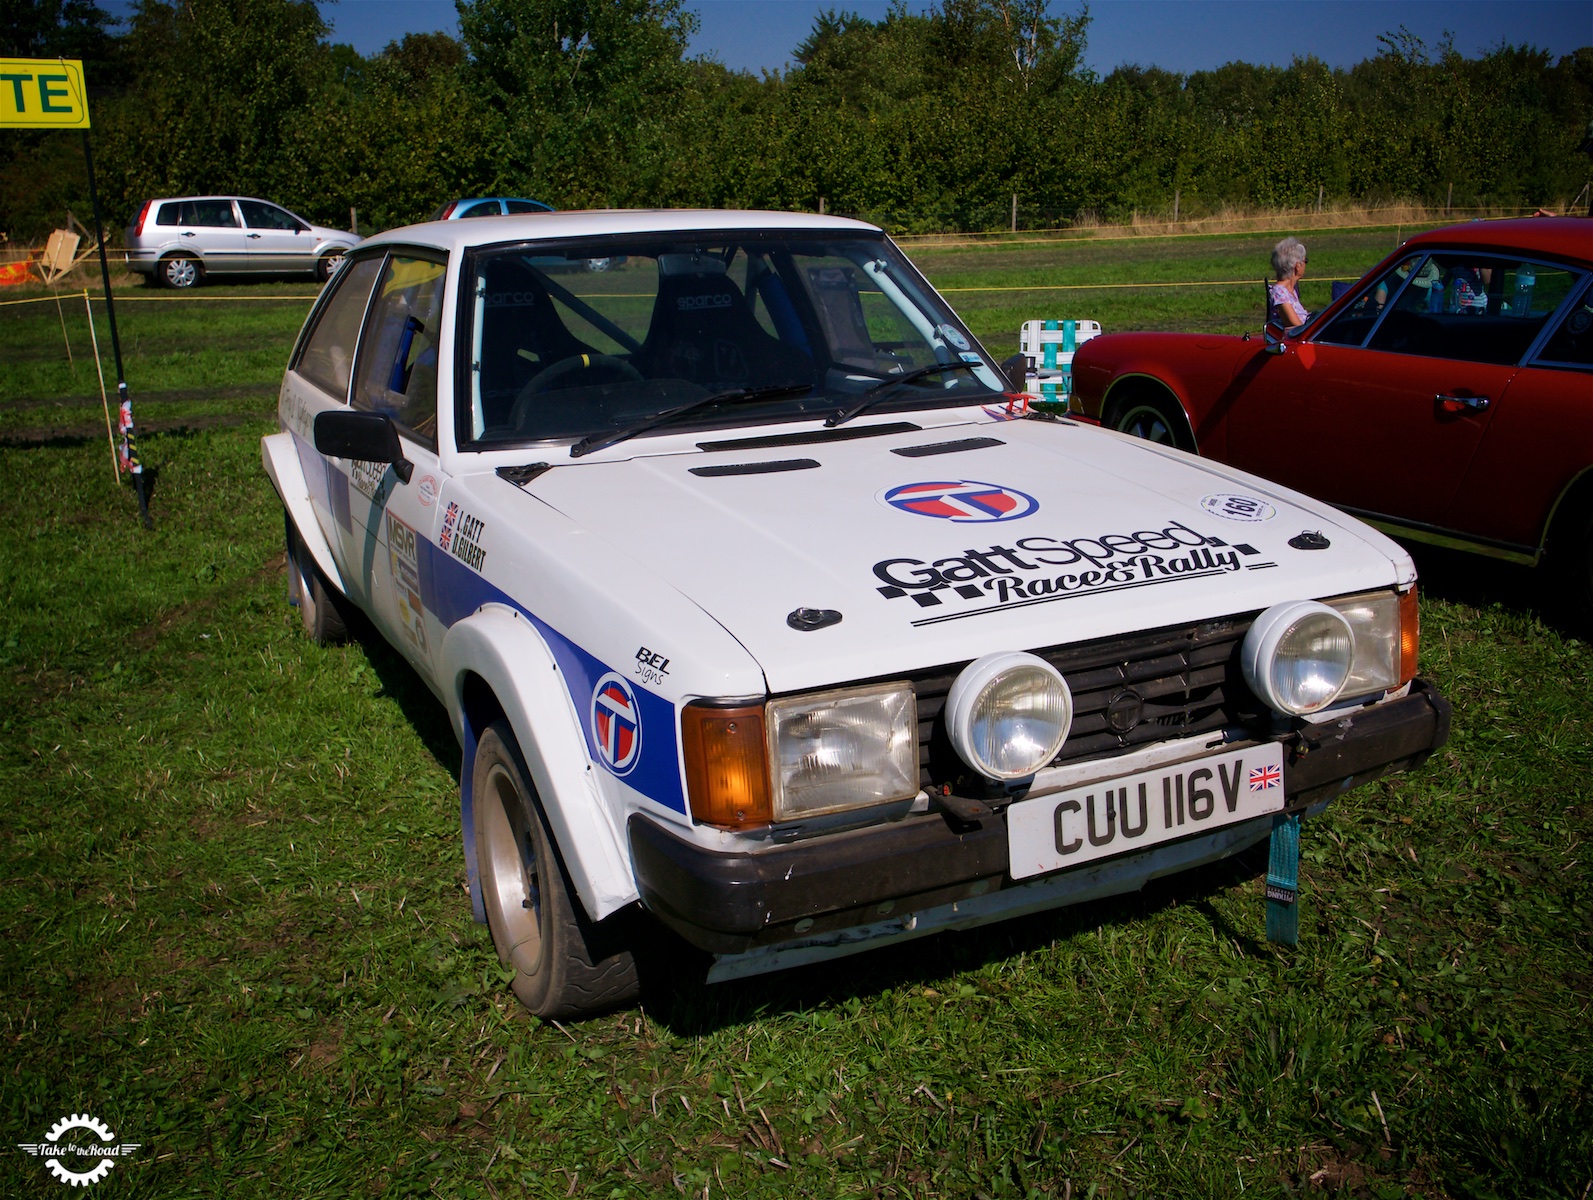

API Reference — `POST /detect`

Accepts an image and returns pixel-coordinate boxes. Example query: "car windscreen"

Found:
[458,233,1003,448]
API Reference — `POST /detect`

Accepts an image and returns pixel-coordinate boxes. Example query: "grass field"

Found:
[1,229,1589,1199]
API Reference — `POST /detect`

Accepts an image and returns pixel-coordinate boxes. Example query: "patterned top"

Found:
[1269,281,1310,324]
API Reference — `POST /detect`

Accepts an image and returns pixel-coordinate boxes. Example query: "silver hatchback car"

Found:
[124,196,362,288]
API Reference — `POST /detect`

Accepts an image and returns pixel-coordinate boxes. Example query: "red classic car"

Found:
[1071,217,1593,614]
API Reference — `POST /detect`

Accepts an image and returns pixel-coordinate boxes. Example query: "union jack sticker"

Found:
[1249,763,1282,791]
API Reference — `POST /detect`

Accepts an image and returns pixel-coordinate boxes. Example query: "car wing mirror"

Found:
[1262,319,1289,355]
[314,410,414,483]
[998,352,1030,393]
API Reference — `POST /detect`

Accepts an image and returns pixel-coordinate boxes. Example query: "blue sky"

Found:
[309,0,1590,74]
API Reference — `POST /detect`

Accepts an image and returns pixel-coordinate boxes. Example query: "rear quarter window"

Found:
[295,256,385,400]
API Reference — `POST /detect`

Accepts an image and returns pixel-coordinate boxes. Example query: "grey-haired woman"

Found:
[1269,237,1310,327]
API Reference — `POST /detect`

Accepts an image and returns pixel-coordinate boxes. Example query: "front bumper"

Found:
[630,679,1450,960]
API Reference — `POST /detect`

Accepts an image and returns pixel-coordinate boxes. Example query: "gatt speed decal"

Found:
[880,480,1039,523]
[873,519,1278,624]
[1200,493,1276,522]
[590,674,642,776]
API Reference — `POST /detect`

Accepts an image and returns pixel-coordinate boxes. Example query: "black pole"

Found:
[82,129,151,528]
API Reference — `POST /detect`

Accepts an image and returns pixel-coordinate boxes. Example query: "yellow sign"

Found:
[0,59,90,129]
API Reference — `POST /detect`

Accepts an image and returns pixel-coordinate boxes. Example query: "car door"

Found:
[281,253,387,604]
[344,252,450,681]
[162,198,249,272]
[1225,252,1526,531]
[1446,271,1593,551]
[238,199,313,274]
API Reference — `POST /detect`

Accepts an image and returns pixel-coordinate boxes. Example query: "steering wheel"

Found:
[511,354,643,431]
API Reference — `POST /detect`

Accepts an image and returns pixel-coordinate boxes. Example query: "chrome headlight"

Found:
[766,682,918,820]
[946,652,1073,781]
[1242,600,1354,716]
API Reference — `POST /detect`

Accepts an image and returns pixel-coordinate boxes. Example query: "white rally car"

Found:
[263,211,1450,1017]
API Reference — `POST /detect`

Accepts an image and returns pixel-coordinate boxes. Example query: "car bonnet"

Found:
[515,418,1412,695]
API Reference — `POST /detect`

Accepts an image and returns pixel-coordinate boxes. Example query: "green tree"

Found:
[456,0,699,205]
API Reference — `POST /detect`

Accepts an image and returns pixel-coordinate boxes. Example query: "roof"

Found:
[1403,216,1593,265]
[360,209,884,254]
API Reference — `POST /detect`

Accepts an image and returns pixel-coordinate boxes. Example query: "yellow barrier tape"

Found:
[0,291,319,307]
[939,276,1361,294]
[896,212,1530,248]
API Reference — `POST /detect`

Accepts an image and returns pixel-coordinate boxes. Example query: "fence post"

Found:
[818,196,825,215]
[1173,189,1180,223]
[1446,182,1453,213]
[1316,185,1323,213]
[350,207,358,235]
[1011,193,1018,234]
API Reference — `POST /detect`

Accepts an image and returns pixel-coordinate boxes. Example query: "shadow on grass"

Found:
[1404,541,1592,643]
[641,838,1277,1037]
[342,607,462,785]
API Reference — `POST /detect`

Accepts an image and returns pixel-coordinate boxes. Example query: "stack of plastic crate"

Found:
[1018,319,1102,409]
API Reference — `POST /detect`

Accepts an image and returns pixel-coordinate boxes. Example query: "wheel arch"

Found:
[443,607,639,928]
[1101,373,1198,451]
[1543,463,1593,560]
[157,248,204,275]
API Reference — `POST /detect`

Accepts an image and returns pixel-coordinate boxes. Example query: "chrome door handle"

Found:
[1436,394,1490,414]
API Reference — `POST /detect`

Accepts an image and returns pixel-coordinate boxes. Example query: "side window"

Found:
[187,199,239,228]
[1316,255,1428,348]
[296,256,384,400]
[504,200,551,214]
[239,200,305,231]
[1368,254,1543,365]
[458,201,502,219]
[352,255,448,448]
[1534,278,1593,370]
[155,202,182,227]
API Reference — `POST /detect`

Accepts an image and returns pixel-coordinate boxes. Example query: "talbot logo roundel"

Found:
[590,673,641,776]
[880,480,1039,523]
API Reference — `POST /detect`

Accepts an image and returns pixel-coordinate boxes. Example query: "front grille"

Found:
[909,616,1266,790]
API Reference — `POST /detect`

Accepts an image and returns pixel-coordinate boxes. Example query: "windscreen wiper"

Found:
[824,360,980,428]
[569,381,815,458]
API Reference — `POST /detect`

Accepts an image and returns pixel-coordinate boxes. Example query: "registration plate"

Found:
[1007,743,1287,880]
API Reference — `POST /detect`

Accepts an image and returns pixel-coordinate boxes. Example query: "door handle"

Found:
[181,231,196,237]
[247,233,261,239]
[1436,394,1490,414]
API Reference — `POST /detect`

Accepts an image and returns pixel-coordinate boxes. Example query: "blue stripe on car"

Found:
[418,534,687,814]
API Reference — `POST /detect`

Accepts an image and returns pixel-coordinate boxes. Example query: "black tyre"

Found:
[473,720,640,1018]
[316,251,346,282]
[1108,393,1195,452]
[159,254,201,289]
[284,511,348,644]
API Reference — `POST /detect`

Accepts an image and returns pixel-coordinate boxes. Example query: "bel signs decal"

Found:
[880,480,1039,523]
[873,519,1278,624]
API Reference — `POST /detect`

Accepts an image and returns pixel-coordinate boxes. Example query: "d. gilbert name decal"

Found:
[873,519,1279,625]
[439,501,487,572]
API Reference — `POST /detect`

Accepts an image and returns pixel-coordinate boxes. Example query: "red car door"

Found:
[1226,252,1530,532]
[1446,274,1593,552]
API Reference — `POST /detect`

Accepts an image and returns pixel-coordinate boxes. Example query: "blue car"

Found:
[428,198,623,272]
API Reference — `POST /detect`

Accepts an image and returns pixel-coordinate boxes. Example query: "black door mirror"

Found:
[314,410,414,483]
[998,352,1030,393]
